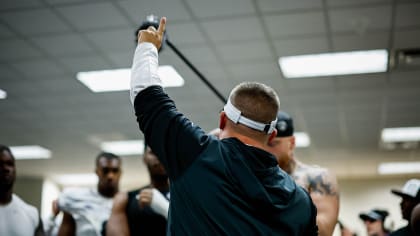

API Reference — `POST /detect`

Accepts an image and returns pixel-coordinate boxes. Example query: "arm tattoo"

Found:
[307,172,338,196]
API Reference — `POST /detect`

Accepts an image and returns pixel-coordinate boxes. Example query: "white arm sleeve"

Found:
[130,42,162,104]
[150,188,169,219]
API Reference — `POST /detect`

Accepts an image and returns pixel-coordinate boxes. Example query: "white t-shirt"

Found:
[58,188,113,236]
[0,194,40,236]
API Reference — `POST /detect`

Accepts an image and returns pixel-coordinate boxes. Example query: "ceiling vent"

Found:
[393,48,420,69]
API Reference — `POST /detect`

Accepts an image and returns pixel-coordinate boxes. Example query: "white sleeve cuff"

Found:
[130,42,162,104]
[150,188,169,219]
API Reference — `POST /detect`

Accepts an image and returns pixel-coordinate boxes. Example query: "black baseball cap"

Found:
[359,209,389,222]
[276,111,294,137]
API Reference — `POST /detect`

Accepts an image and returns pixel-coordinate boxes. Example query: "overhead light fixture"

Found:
[381,127,420,143]
[0,89,7,99]
[100,140,144,156]
[378,162,420,175]
[77,66,184,92]
[54,173,98,186]
[10,145,51,159]
[295,132,310,148]
[279,49,388,78]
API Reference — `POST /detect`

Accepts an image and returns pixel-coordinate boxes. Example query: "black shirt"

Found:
[126,186,168,236]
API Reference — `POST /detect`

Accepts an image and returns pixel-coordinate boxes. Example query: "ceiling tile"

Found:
[228,60,280,80]
[0,0,42,10]
[201,17,265,42]
[185,0,255,18]
[332,32,389,51]
[0,39,42,61]
[84,28,133,52]
[393,29,420,49]
[56,2,130,31]
[264,11,326,38]
[389,69,420,88]
[166,22,207,45]
[117,0,191,22]
[31,33,94,56]
[257,0,323,12]
[104,50,132,68]
[59,55,111,73]
[326,0,391,7]
[273,36,329,56]
[0,9,70,36]
[329,5,392,33]
[0,64,20,79]
[0,24,16,39]
[336,74,387,90]
[10,59,66,78]
[217,41,272,62]
[395,3,420,28]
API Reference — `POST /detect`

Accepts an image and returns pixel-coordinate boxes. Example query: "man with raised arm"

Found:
[130,17,317,235]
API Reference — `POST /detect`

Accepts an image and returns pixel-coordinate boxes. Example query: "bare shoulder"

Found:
[294,162,339,196]
[113,191,129,208]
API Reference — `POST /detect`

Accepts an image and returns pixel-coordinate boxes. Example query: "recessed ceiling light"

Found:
[100,140,144,156]
[279,49,388,78]
[10,145,51,159]
[378,162,420,175]
[381,127,420,143]
[0,89,7,99]
[295,132,310,148]
[77,66,184,92]
[54,173,98,186]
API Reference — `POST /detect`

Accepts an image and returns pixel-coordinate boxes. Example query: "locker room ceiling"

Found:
[1,0,419,188]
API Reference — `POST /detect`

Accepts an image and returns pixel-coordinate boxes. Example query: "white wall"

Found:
[333,177,416,236]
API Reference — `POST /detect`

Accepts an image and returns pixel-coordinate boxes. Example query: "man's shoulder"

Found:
[293,161,338,195]
[11,194,39,221]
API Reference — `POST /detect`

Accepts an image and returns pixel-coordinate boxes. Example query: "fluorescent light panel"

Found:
[295,132,311,148]
[378,162,420,175]
[77,66,184,92]
[0,89,7,99]
[10,145,51,159]
[279,49,388,78]
[100,140,144,156]
[381,127,420,143]
[54,174,98,186]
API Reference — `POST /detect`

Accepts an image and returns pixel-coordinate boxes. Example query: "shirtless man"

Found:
[268,111,339,236]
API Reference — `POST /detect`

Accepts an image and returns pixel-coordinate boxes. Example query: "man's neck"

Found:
[151,180,169,192]
[220,129,268,151]
[0,190,13,205]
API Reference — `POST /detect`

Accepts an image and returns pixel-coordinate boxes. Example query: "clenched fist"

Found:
[137,17,166,50]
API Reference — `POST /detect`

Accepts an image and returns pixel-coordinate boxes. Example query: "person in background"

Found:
[359,208,391,236]
[58,152,122,236]
[0,144,45,236]
[267,111,339,236]
[389,179,420,236]
[107,145,169,236]
[130,16,317,235]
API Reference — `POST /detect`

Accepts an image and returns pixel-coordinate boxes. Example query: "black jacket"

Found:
[134,85,318,236]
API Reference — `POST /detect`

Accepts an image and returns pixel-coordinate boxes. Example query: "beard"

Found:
[0,182,13,194]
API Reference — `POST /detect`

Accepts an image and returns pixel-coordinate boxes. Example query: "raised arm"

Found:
[130,17,166,104]
[106,192,129,236]
[130,17,210,179]
[308,169,340,236]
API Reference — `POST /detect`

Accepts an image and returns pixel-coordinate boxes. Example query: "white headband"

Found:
[223,99,277,134]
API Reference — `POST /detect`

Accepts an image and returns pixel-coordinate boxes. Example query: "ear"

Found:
[290,135,296,150]
[219,111,227,130]
[268,129,277,144]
